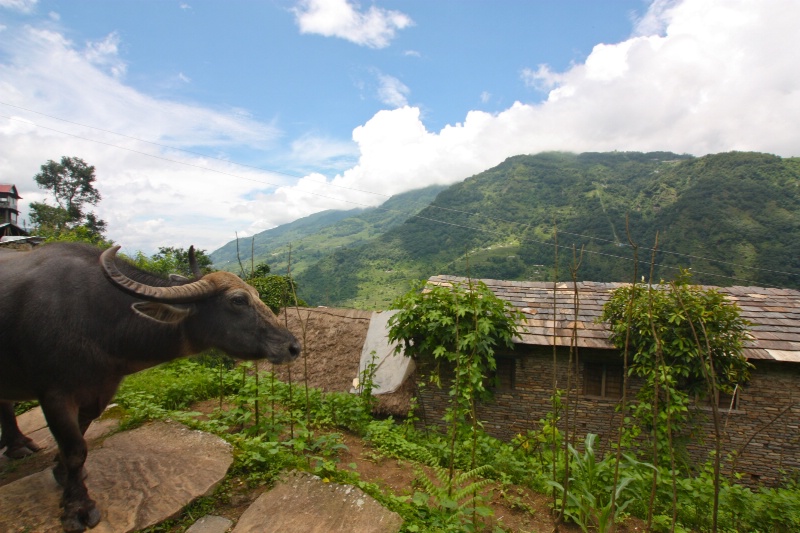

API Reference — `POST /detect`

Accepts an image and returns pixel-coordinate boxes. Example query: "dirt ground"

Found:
[335,431,586,533]
[0,308,647,531]
[0,407,646,533]
[187,417,644,533]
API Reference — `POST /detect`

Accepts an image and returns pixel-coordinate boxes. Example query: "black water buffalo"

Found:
[0,242,301,532]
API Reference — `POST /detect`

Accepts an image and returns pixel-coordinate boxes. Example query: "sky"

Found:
[1,0,799,255]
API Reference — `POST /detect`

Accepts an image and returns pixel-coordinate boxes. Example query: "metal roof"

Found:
[427,276,800,363]
[0,184,21,198]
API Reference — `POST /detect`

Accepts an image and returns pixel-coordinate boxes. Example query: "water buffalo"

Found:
[0,242,301,532]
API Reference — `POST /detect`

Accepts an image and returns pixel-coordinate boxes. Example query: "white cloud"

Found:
[82,32,126,78]
[521,64,563,93]
[289,134,358,171]
[3,0,800,256]
[376,74,409,108]
[0,25,288,253]
[293,0,412,48]
[267,0,800,224]
[632,0,677,36]
[0,0,37,13]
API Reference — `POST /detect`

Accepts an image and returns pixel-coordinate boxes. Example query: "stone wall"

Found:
[414,347,800,487]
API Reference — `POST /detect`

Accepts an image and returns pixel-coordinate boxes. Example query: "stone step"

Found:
[0,418,232,532]
[186,514,234,533]
[231,470,402,533]
[0,406,118,467]
[2,409,403,533]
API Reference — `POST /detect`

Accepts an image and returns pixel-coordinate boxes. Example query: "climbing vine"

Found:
[600,270,752,530]
[388,278,524,529]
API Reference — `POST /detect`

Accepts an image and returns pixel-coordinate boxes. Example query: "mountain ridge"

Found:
[210,184,447,277]
[212,151,800,309]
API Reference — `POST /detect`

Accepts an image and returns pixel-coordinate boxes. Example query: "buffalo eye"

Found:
[230,294,249,306]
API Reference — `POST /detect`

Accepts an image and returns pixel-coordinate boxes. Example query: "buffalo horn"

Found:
[100,246,216,303]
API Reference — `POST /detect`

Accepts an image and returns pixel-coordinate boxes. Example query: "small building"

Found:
[0,184,28,238]
[415,275,800,487]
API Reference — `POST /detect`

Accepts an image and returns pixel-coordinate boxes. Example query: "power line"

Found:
[422,203,800,280]
[2,107,797,286]
[403,212,791,287]
[0,101,390,199]
[0,112,385,209]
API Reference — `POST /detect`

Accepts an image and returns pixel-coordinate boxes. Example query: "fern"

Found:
[409,444,495,531]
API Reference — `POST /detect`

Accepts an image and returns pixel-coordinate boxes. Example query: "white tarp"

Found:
[352,310,415,395]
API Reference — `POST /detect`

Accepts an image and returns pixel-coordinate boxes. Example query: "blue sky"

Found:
[68,2,639,139]
[1,0,799,254]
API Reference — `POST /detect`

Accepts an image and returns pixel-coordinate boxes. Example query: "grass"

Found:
[109,356,800,533]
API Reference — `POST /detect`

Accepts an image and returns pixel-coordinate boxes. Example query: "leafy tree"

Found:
[388,279,523,399]
[388,278,523,530]
[601,271,752,405]
[36,224,114,248]
[29,156,108,242]
[132,246,213,279]
[252,262,271,277]
[249,275,304,314]
[27,202,72,229]
[388,279,522,438]
[600,270,752,530]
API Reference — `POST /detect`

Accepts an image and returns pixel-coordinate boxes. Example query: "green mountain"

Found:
[289,151,800,308]
[210,184,447,277]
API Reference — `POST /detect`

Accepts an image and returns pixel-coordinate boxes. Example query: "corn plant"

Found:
[548,433,653,533]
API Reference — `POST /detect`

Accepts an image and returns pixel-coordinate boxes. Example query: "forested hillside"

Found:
[210,184,446,277]
[287,151,800,308]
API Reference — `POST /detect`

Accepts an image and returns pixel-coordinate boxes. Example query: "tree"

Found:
[248,275,304,314]
[388,278,523,530]
[388,279,523,399]
[601,271,751,407]
[132,246,213,279]
[252,262,271,277]
[29,156,108,242]
[600,270,752,531]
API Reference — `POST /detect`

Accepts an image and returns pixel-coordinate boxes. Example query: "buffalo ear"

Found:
[131,302,192,325]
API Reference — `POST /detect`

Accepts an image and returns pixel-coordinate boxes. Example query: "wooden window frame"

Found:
[696,386,742,412]
[493,356,516,391]
[583,362,623,399]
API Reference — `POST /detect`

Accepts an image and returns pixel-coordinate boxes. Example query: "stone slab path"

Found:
[0,406,118,470]
[1,409,403,533]
[0,417,232,533]
[233,470,403,533]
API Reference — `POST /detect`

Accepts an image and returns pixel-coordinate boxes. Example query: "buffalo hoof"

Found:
[2,437,41,459]
[61,498,101,532]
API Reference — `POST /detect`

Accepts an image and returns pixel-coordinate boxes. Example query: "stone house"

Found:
[0,183,28,239]
[414,275,800,487]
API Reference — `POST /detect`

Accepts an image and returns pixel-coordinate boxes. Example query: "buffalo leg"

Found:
[40,395,101,533]
[53,392,116,488]
[0,400,41,458]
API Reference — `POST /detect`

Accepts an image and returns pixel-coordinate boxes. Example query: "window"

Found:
[697,387,741,411]
[584,362,623,399]
[494,357,516,390]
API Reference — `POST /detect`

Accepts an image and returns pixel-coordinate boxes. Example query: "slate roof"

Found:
[427,275,800,363]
